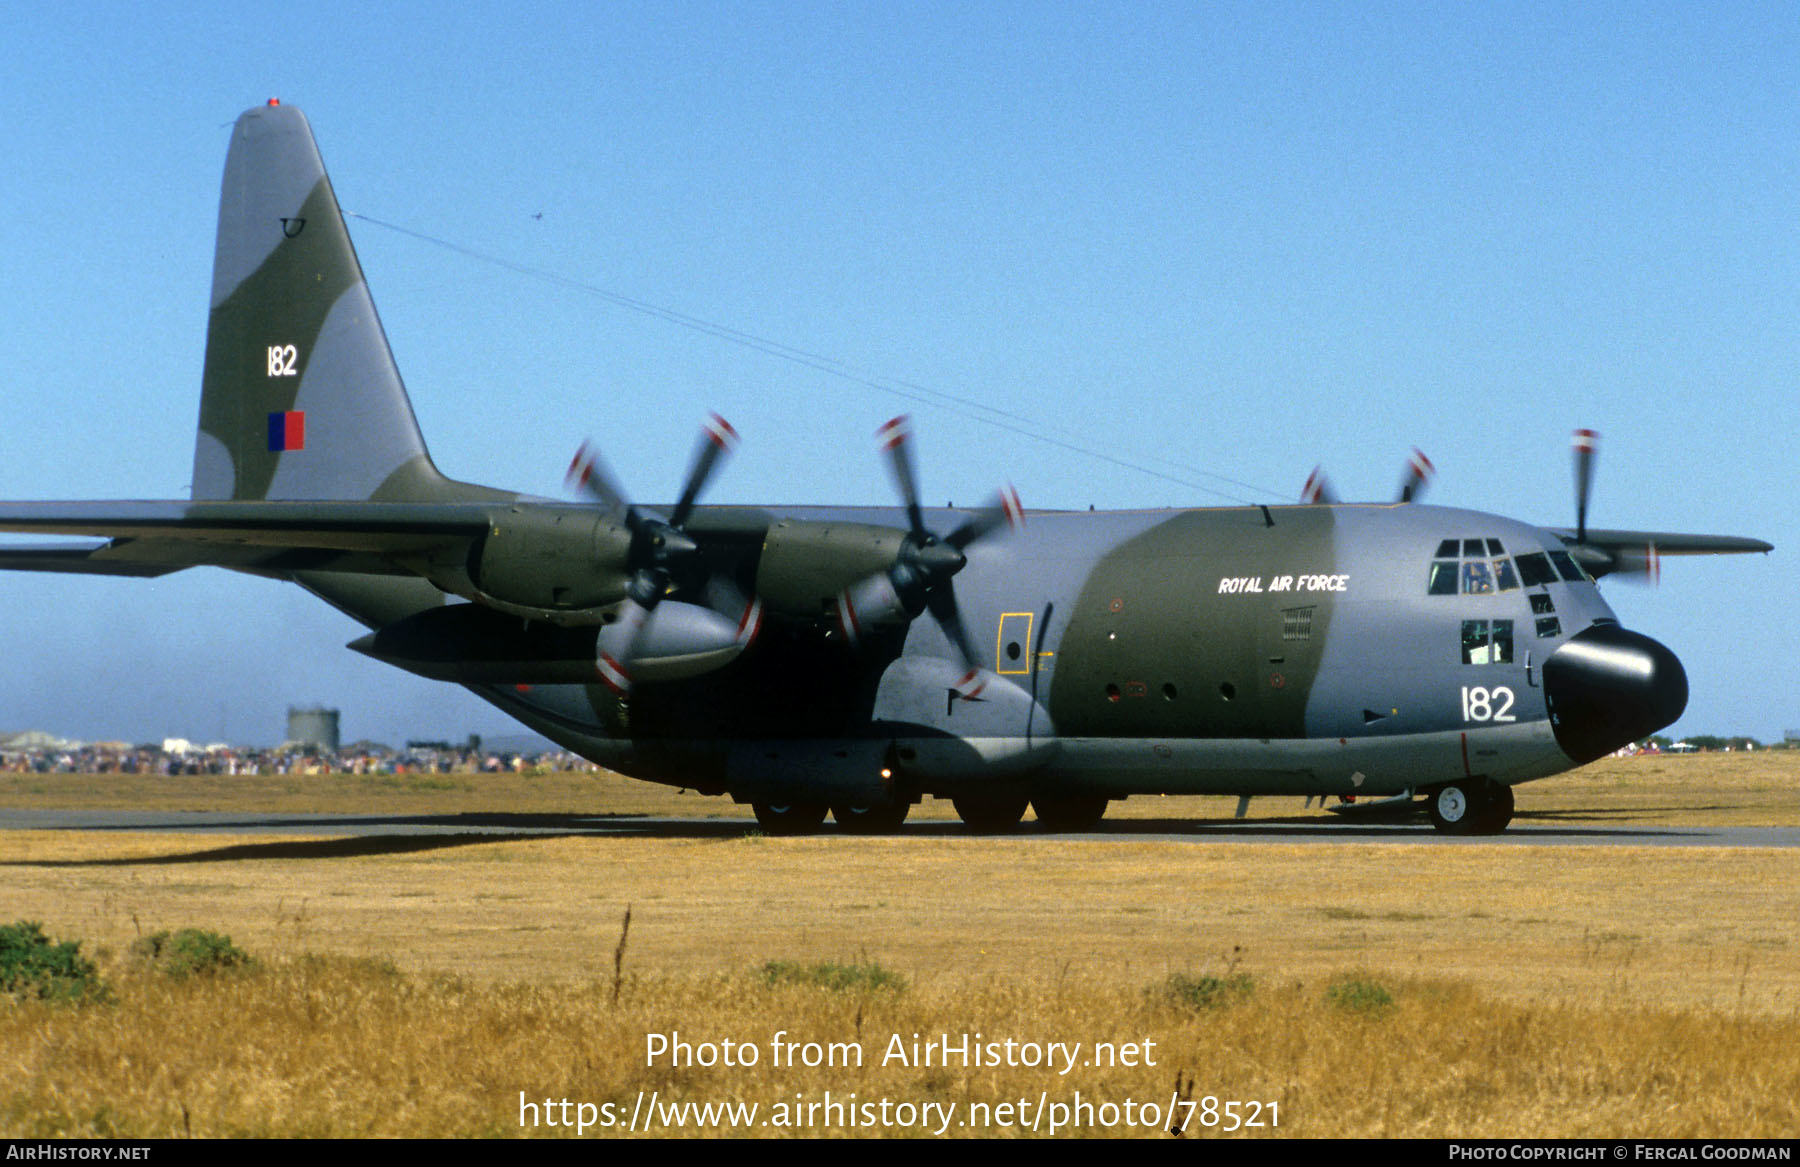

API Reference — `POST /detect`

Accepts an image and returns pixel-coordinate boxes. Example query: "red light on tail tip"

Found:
[267,98,281,107]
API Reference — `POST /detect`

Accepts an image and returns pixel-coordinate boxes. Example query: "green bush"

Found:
[1162,971,1255,1010]
[760,959,906,993]
[133,929,252,979]
[0,921,106,1003]
[1325,975,1395,1015]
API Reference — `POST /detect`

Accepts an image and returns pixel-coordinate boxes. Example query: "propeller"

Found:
[1301,448,1433,504]
[1608,543,1662,585]
[1398,448,1435,503]
[565,414,759,695]
[1563,428,1659,584]
[1569,430,1663,587]
[835,416,1024,698]
[1572,427,1597,544]
[1300,466,1337,505]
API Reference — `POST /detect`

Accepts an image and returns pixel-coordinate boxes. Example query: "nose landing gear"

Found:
[1425,778,1515,835]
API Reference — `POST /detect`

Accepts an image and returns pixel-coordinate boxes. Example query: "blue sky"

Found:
[0,3,1794,747]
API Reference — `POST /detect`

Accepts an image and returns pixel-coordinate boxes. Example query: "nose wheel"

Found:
[1426,779,1514,835]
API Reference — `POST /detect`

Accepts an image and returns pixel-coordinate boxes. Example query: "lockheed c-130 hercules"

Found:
[0,102,1773,835]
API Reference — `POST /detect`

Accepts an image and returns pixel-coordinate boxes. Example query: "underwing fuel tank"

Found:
[348,601,750,684]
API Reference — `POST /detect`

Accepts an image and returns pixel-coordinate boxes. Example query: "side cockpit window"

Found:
[1461,619,1515,665]
[1547,549,1588,582]
[1515,552,1558,587]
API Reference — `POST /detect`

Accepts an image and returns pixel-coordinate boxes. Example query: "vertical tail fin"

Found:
[193,101,450,502]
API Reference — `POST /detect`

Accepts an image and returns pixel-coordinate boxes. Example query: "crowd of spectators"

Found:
[0,732,596,776]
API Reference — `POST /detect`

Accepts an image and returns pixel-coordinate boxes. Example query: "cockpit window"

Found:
[1548,550,1587,582]
[1428,537,1519,596]
[1461,619,1515,665]
[1515,552,1558,587]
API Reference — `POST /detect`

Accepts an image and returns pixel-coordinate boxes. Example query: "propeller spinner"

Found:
[566,414,761,696]
[834,416,1024,698]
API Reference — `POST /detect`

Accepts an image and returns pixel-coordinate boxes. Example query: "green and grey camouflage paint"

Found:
[0,102,1765,834]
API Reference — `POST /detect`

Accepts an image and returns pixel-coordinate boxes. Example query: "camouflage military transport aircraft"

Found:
[0,103,1773,834]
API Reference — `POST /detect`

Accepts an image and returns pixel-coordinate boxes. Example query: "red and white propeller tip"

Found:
[1399,448,1435,503]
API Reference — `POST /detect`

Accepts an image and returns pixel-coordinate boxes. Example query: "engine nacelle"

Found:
[459,508,632,615]
[755,519,905,619]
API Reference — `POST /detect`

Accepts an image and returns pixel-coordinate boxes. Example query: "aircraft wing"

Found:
[1550,529,1773,556]
[1551,527,1773,579]
[0,500,498,577]
[0,541,185,577]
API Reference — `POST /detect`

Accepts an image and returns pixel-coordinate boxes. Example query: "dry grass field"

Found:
[0,750,1795,1138]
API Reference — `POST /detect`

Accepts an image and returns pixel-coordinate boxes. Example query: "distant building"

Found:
[0,730,77,752]
[285,706,340,753]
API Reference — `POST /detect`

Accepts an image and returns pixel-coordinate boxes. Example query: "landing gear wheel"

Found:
[953,793,1029,834]
[1426,780,1514,835]
[1429,784,1472,832]
[752,803,827,836]
[832,802,910,834]
[1474,782,1514,834]
[1031,794,1109,832]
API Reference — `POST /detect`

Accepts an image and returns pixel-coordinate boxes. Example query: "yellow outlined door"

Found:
[996,612,1034,675]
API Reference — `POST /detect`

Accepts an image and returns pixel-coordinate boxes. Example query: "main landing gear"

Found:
[750,793,1114,835]
[1424,778,1515,835]
[1030,794,1109,833]
[952,792,1030,834]
[831,802,910,834]
[751,803,828,836]
[954,793,1111,833]
[749,802,909,835]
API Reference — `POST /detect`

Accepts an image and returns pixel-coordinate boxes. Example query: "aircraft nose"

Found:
[1542,624,1687,765]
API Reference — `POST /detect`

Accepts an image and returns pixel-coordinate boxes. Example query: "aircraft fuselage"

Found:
[467,498,1681,813]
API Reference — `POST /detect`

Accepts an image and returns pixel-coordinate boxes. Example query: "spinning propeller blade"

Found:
[1563,429,1659,585]
[1398,448,1435,503]
[569,414,752,695]
[837,416,1022,692]
[1572,428,1597,545]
